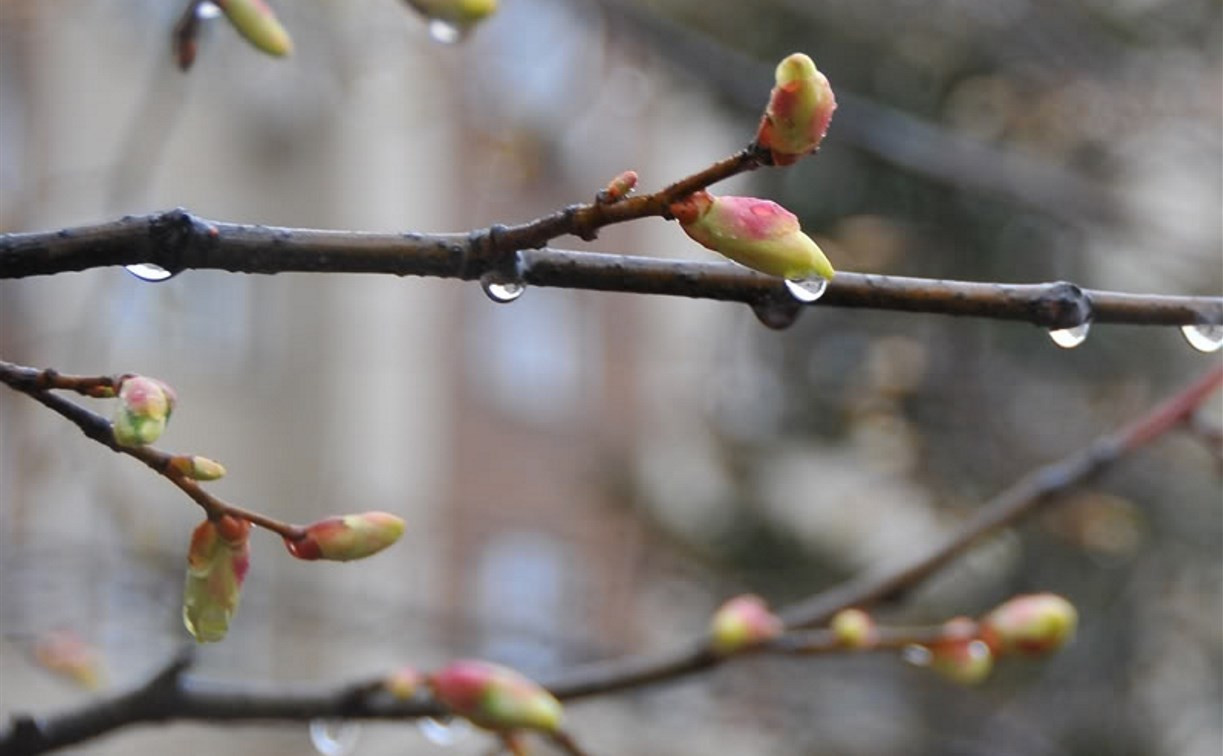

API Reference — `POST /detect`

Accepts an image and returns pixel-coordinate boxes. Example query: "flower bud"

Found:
[831,608,878,649]
[928,638,994,686]
[980,593,1078,657]
[216,0,293,57]
[755,53,837,166]
[112,375,176,447]
[182,515,251,643]
[709,594,783,656]
[925,616,992,685]
[598,170,638,204]
[170,455,228,481]
[670,191,835,280]
[285,511,405,561]
[405,0,499,29]
[384,665,424,700]
[34,630,106,690]
[429,659,563,734]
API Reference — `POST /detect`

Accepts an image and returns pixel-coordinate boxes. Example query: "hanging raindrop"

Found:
[196,1,221,19]
[479,270,526,304]
[417,716,472,746]
[1180,324,1223,353]
[427,19,465,44]
[1047,321,1091,349]
[901,644,932,667]
[124,263,177,282]
[750,299,803,330]
[784,275,829,303]
[308,719,361,756]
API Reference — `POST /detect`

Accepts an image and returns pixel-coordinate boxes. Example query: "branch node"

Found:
[1033,281,1092,329]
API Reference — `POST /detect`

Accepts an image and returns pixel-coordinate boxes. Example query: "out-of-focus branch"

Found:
[1,210,1218,328]
[0,361,305,541]
[5,368,1216,754]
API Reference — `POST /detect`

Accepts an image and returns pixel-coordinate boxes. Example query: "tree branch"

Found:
[0,361,306,541]
[4,367,1217,753]
[1,210,1219,329]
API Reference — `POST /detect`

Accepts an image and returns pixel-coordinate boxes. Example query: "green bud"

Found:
[755,53,837,166]
[980,593,1078,657]
[285,511,405,561]
[671,191,835,280]
[429,659,563,733]
[182,516,251,643]
[709,594,783,656]
[216,0,293,57]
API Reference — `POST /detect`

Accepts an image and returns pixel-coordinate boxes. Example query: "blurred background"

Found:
[0,0,1220,753]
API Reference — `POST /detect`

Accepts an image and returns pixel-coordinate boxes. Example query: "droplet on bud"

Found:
[1047,321,1090,349]
[406,0,498,43]
[417,716,473,746]
[308,719,361,756]
[1180,323,1223,353]
[124,263,177,282]
[428,18,465,44]
[785,275,829,303]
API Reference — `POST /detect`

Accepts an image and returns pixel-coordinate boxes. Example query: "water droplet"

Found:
[124,263,177,282]
[427,19,466,45]
[967,640,991,660]
[1047,321,1091,349]
[901,644,932,667]
[309,719,361,756]
[784,275,829,303]
[417,716,472,746]
[480,274,525,304]
[750,299,803,330]
[1180,324,1223,353]
[196,1,221,19]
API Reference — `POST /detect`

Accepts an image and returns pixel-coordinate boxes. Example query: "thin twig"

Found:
[0,361,306,541]
[5,367,1215,754]
[1,210,1218,328]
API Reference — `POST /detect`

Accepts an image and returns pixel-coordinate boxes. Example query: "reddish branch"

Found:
[0,361,306,542]
[3,366,1218,754]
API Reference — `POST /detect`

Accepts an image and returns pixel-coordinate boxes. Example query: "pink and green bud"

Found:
[405,0,499,29]
[384,665,424,700]
[980,593,1078,657]
[671,191,835,280]
[169,455,228,481]
[755,52,837,166]
[182,515,251,643]
[709,594,783,656]
[216,0,293,57]
[34,630,106,690]
[429,659,563,734]
[285,511,405,561]
[928,638,994,686]
[598,170,638,204]
[926,616,992,685]
[112,375,176,447]
[830,608,878,649]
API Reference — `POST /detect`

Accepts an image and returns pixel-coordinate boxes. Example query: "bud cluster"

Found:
[112,375,176,447]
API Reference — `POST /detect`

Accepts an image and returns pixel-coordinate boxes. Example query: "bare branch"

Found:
[0,361,306,541]
[6,367,1215,753]
[1,209,1218,329]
